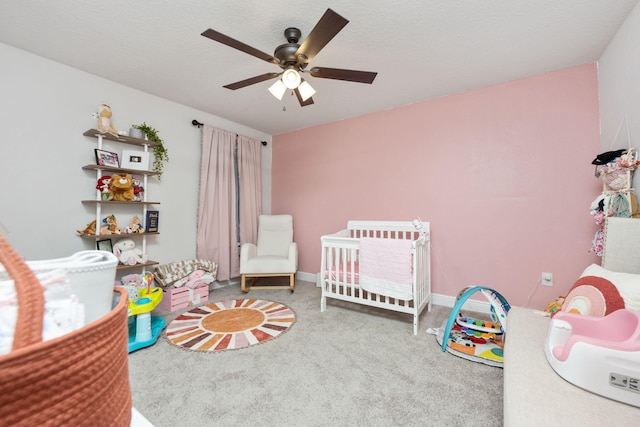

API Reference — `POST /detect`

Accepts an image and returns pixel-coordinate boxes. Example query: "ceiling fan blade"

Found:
[294,88,314,107]
[309,67,377,84]
[202,29,279,65]
[223,72,281,90]
[296,9,349,65]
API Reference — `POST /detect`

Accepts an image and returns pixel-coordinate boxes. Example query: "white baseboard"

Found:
[299,271,492,314]
[210,277,240,290]
[431,293,491,314]
[296,271,317,284]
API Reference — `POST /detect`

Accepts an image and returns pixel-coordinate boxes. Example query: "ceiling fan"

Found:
[201,8,377,107]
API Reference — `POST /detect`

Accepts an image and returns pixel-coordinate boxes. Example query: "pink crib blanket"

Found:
[359,237,413,300]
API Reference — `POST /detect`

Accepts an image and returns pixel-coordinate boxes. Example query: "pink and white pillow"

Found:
[561,275,625,316]
[557,263,640,316]
[579,264,640,313]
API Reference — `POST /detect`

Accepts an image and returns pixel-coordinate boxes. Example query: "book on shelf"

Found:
[145,210,159,233]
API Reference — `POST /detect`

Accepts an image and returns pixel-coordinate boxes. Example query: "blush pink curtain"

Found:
[197,126,238,281]
[196,126,263,281]
[237,135,262,248]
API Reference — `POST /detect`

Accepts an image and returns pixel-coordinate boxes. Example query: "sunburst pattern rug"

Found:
[165,299,295,352]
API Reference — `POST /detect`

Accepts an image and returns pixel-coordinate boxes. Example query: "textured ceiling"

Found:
[0,0,637,135]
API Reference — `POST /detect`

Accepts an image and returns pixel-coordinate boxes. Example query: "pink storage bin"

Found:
[158,285,209,312]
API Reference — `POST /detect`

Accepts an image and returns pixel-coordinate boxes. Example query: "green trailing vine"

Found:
[132,122,169,180]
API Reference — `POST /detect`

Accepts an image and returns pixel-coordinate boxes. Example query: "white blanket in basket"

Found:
[359,238,413,300]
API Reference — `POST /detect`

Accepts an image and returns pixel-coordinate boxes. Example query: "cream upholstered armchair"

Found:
[240,214,297,292]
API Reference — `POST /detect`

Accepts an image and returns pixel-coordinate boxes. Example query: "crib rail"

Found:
[347,220,427,241]
[320,220,431,335]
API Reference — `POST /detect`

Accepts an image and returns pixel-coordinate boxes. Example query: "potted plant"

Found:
[131,123,169,180]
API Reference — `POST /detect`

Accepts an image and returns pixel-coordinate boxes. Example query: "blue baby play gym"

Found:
[431,286,511,367]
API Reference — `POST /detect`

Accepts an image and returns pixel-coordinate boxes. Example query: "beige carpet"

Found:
[128,280,503,426]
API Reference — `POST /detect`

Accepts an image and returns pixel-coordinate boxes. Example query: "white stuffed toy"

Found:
[113,238,148,266]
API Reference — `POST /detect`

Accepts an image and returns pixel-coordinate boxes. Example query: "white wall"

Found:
[598,3,640,153]
[0,42,271,265]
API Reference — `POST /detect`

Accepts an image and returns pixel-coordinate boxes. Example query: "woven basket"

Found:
[0,235,132,426]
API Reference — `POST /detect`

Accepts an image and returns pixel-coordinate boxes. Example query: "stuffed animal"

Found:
[108,173,134,201]
[97,103,118,135]
[132,178,144,202]
[100,214,119,235]
[113,238,148,265]
[96,175,112,200]
[123,216,143,234]
[77,220,96,235]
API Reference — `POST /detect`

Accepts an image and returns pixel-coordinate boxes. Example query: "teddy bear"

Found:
[97,103,118,135]
[108,173,134,201]
[113,238,148,265]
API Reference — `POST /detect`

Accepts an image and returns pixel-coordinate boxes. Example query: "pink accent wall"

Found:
[272,64,601,309]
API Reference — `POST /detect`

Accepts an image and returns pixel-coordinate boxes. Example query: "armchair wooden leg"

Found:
[241,274,248,293]
[289,273,295,292]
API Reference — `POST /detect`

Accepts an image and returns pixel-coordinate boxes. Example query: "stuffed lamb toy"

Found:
[113,238,148,265]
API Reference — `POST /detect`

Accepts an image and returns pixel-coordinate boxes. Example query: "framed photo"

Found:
[94,149,119,168]
[121,150,150,171]
[96,238,113,253]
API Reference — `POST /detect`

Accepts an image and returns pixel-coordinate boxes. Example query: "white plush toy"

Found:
[113,238,148,266]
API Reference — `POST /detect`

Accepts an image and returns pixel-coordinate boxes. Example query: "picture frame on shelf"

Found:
[121,150,150,171]
[96,238,113,252]
[94,149,119,167]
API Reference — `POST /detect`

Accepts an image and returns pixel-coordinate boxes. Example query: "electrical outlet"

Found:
[542,272,553,286]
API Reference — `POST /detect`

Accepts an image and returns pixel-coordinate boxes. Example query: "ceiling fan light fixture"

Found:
[298,80,316,101]
[268,79,286,100]
[282,67,301,89]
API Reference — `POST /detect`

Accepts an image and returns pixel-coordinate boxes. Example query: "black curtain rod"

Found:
[192,119,267,146]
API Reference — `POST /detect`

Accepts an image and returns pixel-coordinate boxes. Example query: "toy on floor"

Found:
[428,286,511,367]
[545,309,640,407]
[122,272,165,353]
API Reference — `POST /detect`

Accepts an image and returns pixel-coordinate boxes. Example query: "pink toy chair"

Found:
[545,309,640,407]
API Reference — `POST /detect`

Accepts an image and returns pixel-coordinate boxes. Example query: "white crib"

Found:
[320,220,432,335]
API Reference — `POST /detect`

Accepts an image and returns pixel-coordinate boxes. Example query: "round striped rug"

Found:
[165,299,295,352]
